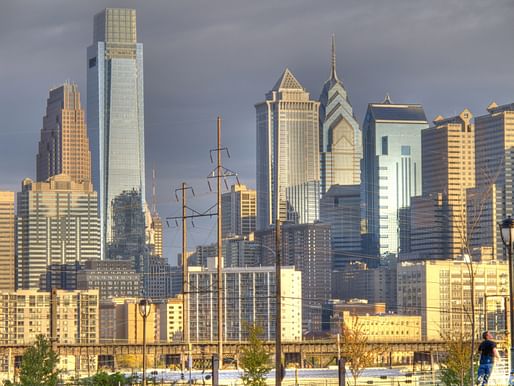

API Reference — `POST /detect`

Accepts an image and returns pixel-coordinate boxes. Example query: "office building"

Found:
[256,68,320,229]
[471,102,514,260]
[144,256,182,300]
[397,259,508,340]
[331,260,397,310]
[189,266,302,342]
[409,110,475,259]
[320,184,361,269]
[222,184,256,238]
[257,222,331,330]
[0,289,99,345]
[0,192,15,291]
[36,83,91,184]
[319,36,361,195]
[77,260,141,300]
[114,298,159,344]
[159,296,183,342]
[87,8,146,259]
[16,175,100,289]
[40,262,82,291]
[362,97,428,256]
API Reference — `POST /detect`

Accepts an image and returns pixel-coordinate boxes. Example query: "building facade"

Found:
[256,68,320,229]
[188,266,302,342]
[159,296,183,342]
[471,102,514,260]
[36,83,92,184]
[77,260,141,300]
[362,97,428,256]
[0,289,99,345]
[319,184,362,269]
[87,8,146,259]
[409,110,475,260]
[397,259,508,340]
[221,184,256,238]
[257,222,332,330]
[0,192,15,291]
[16,175,100,289]
[319,36,361,195]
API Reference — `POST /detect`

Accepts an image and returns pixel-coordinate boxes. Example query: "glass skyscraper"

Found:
[256,68,320,229]
[87,8,145,260]
[319,36,361,194]
[362,97,428,256]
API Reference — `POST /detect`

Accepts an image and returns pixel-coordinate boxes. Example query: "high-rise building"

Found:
[471,102,514,260]
[36,83,92,184]
[319,36,361,195]
[256,69,320,229]
[188,266,302,342]
[397,259,508,340]
[221,184,256,238]
[408,110,475,260]
[77,260,142,300]
[257,222,332,330]
[87,8,146,259]
[0,192,15,291]
[16,175,100,289]
[0,289,99,345]
[362,97,428,256]
[320,184,361,269]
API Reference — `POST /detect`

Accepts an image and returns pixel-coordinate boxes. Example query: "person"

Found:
[477,331,500,385]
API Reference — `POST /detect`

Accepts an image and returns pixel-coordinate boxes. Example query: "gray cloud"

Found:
[0,0,513,262]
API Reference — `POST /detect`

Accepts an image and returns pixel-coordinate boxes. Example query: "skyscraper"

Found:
[362,97,428,256]
[470,102,514,260]
[319,36,361,195]
[221,184,256,238]
[0,192,15,291]
[256,68,320,229]
[16,175,100,289]
[409,110,475,259]
[36,83,92,184]
[87,8,146,259]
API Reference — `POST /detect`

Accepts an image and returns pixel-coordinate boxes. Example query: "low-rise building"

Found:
[159,296,183,342]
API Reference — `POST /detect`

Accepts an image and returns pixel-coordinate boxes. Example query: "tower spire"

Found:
[331,34,338,81]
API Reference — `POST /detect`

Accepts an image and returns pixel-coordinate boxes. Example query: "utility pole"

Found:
[275,219,282,386]
[168,183,216,374]
[217,117,223,367]
[207,116,239,368]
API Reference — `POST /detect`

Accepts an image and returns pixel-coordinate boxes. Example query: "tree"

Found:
[3,335,60,386]
[339,316,376,386]
[78,371,130,386]
[439,333,473,386]
[239,323,272,386]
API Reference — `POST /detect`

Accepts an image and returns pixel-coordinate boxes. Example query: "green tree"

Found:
[239,323,272,386]
[4,335,60,386]
[78,371,130,386]
[439,333,472,386]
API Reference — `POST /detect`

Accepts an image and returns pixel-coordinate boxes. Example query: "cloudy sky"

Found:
[1,0,513,263]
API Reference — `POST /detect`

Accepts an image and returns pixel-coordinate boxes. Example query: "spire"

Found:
[383,93,392,104]
[330,34,339,81]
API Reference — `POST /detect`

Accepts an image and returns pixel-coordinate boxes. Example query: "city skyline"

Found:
[0,1,513,262]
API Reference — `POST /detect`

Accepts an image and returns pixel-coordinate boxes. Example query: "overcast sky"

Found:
[1,0,513,263]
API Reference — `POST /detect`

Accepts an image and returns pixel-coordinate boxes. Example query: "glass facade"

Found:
[362,100,428,256]
[256,69,320,229]
[87,9,145,260]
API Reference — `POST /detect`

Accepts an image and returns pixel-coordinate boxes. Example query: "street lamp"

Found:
[499,216,514,380]
[138,298,152,386]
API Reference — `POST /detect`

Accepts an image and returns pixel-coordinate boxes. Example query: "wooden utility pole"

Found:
[216,116,224,366]
[275,219,282,386]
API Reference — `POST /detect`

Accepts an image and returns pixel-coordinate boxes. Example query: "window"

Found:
[382,136,388,155]
[401,145,411,156]
[89,57,97,68]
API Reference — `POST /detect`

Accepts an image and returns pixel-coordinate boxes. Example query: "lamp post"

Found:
[499,216,514,380]
[138,298,151,386]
